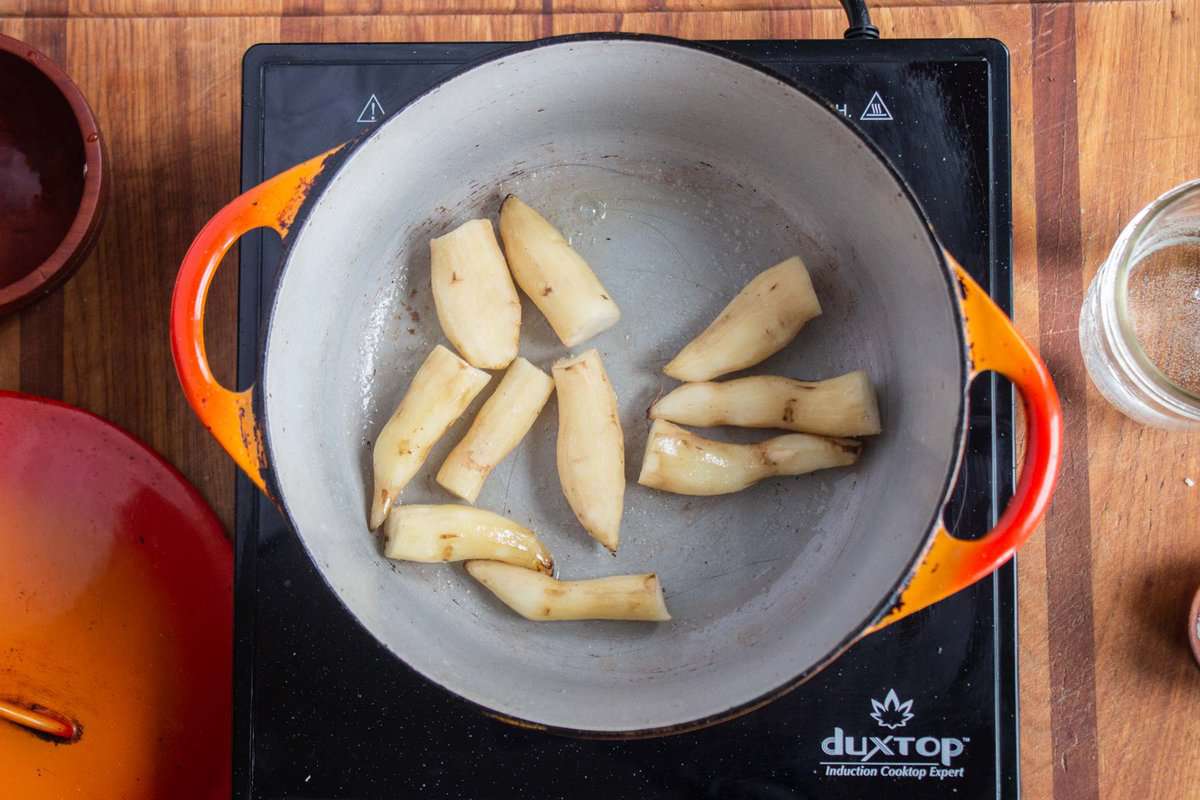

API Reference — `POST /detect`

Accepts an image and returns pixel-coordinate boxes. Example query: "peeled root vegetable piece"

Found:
[436,357,554,503]
[383,505,554,574]
[663,256,822,382]
[499,195,620,347]
[650,371,881,437]
[552,349,625,552]
[430,219,522,369]
[369,345,490,530]
[637,419,859,496]
[465,560,670,622]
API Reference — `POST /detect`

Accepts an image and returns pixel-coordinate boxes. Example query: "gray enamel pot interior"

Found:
[262,37,966,735]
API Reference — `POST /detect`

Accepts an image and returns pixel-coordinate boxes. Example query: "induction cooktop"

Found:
[236,37,1016,799]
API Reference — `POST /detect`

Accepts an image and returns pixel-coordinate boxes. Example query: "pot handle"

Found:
[869,257,1063,632]
[170,148,342,495]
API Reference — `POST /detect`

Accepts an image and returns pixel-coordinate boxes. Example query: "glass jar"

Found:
[1080,179,1200,429]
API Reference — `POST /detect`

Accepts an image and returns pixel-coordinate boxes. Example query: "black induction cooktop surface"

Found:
[237,38,1016,800]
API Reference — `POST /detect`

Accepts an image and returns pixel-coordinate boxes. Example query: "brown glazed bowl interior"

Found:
[0,34,106,317]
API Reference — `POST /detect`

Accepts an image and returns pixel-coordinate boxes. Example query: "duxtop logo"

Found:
[818,689,968,781]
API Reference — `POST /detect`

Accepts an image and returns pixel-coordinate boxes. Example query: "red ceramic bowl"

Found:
[0,34,107,316]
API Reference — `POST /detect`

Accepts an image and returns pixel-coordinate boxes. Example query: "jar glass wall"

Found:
[1080,179,1200,430]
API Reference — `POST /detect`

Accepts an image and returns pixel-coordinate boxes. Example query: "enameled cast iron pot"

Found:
[172,35,1062,737]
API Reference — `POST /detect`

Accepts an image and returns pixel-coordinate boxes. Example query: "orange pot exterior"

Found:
[870,259,1064,631]
[169,147,342,495]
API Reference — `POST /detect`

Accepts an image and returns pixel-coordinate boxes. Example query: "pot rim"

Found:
[256,32,970,739]
[0,34,108,317]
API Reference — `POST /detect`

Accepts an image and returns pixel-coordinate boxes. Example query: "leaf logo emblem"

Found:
[870,689,914,730]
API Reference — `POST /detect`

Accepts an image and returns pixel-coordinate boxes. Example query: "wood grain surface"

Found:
[1,2,1198,798]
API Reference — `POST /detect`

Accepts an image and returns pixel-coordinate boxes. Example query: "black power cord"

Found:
[840,0,881,39]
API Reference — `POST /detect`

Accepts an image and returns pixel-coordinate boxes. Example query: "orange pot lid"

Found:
[0,392,231,799]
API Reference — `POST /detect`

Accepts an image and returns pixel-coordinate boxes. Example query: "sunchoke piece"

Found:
[499,195,620,347]
[430,219,522,369]
[436,357,554,503]
[464,560,670,621]
[637,419,859,496]
[650,371,881,437]
[369,345,490,529]
[383,505,553,574]
[552,349,624,552]
[663,256,822,382]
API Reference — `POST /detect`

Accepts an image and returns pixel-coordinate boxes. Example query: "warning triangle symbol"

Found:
[357,94,385,124]
[859,91,893,121]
